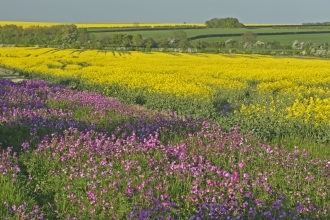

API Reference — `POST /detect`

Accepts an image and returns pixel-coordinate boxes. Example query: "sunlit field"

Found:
[0,21,302,28]
[0,47,330,219]
[244,24,300,26]
[1,48,330,145]
[0,21,65,28]
[0,21,205,28]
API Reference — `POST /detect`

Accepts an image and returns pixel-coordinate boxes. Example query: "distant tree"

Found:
[53,25,78,45]
[159,39,169,49]
[210,41,225,49]
[99,35,110,47]
[145,44,151,52]
[109,34,126,46]
[0,24,81,46]
[77,28,90,44]
[133,34,143,46]
[0,25,23,44]
[172,30,187,42]
[92,41,103,50]
[133,22,139,28]
[138,37,157,49]
[179,38,190,50]
[59,25,78,44]
[224,39,238,48]
[205,18,219,28]
[241,31,257,43]
[321,42,329,50]
[302,21,330,26]
[71,41,81,49]
[122,34,133,47]
[205,17,244,28]
[193,40,207,50]
[269,41,281,49]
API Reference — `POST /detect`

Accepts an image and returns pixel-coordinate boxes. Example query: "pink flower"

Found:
[232,171,239,183]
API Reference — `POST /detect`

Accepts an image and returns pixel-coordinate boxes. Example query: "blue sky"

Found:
[1,0,329,24]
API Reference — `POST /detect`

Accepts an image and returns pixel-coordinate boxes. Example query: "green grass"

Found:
[0,174,33,218]
[192,33,330,46]
[269,136,330,159]
[92,28,330,46]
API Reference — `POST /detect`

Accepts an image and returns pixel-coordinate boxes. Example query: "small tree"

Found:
[71,41,81,49]
[77,28,90,45]
[122,34,133,47]
[145,43,151,52]
[193,40,207,50]
[159,39,169,49]
[100,35,110,47]
[172,30,187,42]
[141,37,156,48]
[109,34,126,46]
[179,38,190,50]
[205,17,244,28]
[321,42,329,50]
[241,31,257,43]
[133,34,143,47]
[270,41,281,49]
[93,41,103,50]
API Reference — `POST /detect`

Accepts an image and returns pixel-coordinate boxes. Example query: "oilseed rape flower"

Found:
[0,21,204,28]
[0,48,248,100]
[2,47,330,128]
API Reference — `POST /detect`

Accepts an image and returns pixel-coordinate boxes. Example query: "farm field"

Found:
[0,21,204,28]
[190,32,330,45]
[0,21,66,28]
[1,47,330,219]
[91,28,330,45]
[1,47,330,150]
[2,20,329,48]
[0,78,330,219]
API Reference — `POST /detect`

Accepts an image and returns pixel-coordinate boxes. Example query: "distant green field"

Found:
[190,33,330,46]
[93,28,236,41]
[91,28,330,46]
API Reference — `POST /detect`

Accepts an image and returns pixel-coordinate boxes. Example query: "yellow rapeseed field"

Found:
[0,21,204,28]
[0,21,66,28]
[1,47,330,126]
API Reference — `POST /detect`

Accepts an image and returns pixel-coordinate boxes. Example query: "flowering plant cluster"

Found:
[2,48,330,142]
[0,79,329,219]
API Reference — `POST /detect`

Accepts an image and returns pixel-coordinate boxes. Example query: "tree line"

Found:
[0,24,188,50]
[0,25,199,50]
[0,24,289,52]
[205,17,244,28]
[302,21,330,26]
[0,17,245,47]
[0,24,84,46]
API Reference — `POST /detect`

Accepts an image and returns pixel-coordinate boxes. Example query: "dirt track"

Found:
[0,68,26,82]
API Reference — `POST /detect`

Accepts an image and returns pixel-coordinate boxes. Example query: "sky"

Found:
[1,0,329,24]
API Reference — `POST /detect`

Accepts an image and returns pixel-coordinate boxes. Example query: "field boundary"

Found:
[188,30,330,40]
[87,26,206,33]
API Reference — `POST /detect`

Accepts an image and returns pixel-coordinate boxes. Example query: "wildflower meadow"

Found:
[0,79,329,219]
[0,48,330,219]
